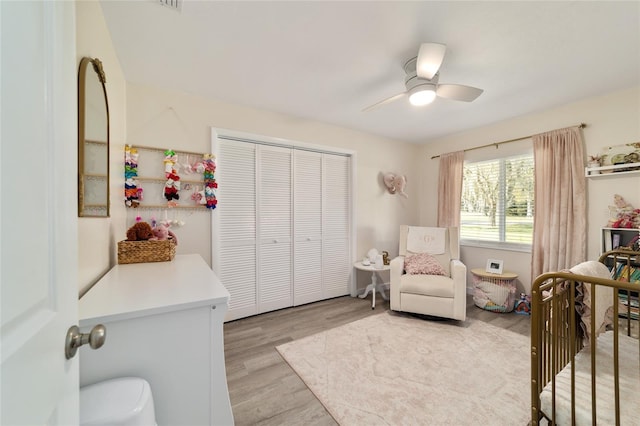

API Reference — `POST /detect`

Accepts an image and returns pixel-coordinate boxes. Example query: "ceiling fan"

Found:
[363,43,484,112]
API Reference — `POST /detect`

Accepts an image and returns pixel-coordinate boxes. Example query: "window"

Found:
[460,153,534,249]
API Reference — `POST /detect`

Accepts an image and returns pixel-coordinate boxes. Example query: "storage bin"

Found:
[471,268,518,313]
[117,239,176,264]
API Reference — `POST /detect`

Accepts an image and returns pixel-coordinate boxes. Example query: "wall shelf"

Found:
[601,227,640,253]
[585,161,640,177]
[133,144,207,157]
[129,204,207,210]
[125,144,215,211]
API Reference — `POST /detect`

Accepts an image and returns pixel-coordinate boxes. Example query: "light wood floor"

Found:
[223,294,530,425]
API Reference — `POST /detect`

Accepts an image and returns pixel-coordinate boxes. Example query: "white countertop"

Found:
[80,254,230,325]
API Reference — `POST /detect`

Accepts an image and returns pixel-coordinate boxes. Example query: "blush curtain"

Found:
[531,126,586,280]
[437,150,464,228]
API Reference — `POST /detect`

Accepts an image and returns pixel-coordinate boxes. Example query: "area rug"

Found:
[276,312,530,425]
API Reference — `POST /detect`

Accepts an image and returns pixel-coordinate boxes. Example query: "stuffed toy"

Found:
[614,194,634,212]
[607,194,640,228]
[514,293,531,315]
[611,211,639,229]
[151,223,178,245]
[126,222,154,241]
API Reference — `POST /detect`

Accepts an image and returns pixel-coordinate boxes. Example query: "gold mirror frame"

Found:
[78,57,110,217]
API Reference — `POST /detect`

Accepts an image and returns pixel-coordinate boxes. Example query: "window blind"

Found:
[460,153,534,246]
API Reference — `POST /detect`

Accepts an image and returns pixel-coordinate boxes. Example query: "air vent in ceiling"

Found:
[158,0,182,12]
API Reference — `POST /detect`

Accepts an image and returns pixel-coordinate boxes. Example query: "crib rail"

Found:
[530,249,640,425]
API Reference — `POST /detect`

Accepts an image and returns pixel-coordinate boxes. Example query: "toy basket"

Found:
[117,239,176,264]
[471,270,517,313]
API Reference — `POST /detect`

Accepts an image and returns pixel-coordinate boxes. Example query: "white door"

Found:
[257,145,293,312]
[216,139,258,320]
[323,154,351,298]
[293,150,323,305]
[1,1,79,424]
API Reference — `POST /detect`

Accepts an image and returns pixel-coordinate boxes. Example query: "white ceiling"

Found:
[100,1,640,144]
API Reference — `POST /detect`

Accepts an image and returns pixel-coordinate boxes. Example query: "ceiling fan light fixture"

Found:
[362,42,483,112]
[416,43,447,80]
[408,85,436,106]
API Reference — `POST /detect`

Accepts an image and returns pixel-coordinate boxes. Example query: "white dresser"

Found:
[79,254,233,426]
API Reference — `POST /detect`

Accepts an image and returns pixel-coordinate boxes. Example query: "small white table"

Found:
[354,261,391,309]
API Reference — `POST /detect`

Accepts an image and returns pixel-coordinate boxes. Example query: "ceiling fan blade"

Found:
[416,43,447,80]
[436,84,484,102]
[362,92,406,112]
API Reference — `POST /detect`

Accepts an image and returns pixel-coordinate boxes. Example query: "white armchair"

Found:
[390,225,467,321]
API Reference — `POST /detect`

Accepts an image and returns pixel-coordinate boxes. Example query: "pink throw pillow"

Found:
[404,253,446,276]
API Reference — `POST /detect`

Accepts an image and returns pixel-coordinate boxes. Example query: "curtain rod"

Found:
[430,123,587,160]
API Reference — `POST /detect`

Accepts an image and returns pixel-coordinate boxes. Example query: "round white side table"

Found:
[353,261,391,309]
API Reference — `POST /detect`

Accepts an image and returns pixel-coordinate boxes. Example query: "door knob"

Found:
[65,324,106,359]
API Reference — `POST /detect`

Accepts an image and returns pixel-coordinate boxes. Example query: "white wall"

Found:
[76,0,127,295]
[75,3,638,299]
[420,86,640,294]
[125,83,420,293]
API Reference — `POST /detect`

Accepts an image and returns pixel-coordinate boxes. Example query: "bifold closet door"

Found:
[323,154,351,298]
[293,150,323,305]
[218,140,257,320]
[257,145,293,312]
[217,136,351,321]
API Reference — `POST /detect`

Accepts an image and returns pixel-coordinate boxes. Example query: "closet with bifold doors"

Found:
[214,132,352,322]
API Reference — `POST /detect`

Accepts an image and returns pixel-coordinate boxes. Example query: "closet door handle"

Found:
[273,239,278,243]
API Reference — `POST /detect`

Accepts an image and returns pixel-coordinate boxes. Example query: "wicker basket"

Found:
[471,270,517,313]
[117,239,176,264]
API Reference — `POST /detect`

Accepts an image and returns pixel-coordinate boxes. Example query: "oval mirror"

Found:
[78,57,109,217]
